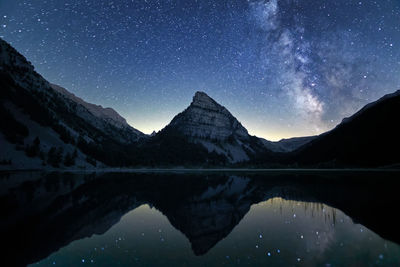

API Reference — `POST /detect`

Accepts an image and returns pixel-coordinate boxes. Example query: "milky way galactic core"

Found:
[1,0,399,140]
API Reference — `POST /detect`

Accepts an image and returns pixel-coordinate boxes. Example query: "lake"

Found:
[1,170,400,266]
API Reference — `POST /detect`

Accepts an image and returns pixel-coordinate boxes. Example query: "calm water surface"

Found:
[1,171,400,266]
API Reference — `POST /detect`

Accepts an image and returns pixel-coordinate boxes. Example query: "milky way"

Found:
[1,0,399,140]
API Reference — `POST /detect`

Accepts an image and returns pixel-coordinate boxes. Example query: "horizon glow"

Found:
[1,0,399,141]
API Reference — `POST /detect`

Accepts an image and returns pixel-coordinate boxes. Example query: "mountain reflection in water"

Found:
[1,171,400,266]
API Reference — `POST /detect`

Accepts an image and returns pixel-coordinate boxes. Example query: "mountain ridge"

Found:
[50,83,143,134]
[286,89,400,167]
[1,37,399,168]
[160,90,258,163]
[0,38,146,168]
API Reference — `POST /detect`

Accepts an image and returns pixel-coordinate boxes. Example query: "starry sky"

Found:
[1,0,399,140]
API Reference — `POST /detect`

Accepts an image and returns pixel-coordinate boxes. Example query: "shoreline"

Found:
[1,167,400,173]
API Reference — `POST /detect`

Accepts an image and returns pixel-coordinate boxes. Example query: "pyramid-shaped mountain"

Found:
[3,37,399,168]
[169,91,249,141]
[157,92,269,163]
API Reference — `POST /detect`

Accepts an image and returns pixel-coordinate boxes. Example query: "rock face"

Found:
[162,91,266,163]
[50,84,130,129]
[169,91,249,141]
[0,38,145,168]
[0,38,144,142]
[159,92,318,163]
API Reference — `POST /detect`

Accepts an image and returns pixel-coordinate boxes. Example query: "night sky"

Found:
[1,0,399,140]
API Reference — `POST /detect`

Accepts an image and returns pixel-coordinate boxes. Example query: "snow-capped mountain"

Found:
[159,91,269,163]
[161,91,314,162]
[0,38,145,169]
[169,91,249,140]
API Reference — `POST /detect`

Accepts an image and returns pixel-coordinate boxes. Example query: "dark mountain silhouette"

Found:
[142,91,273,164]
[0,38,147,168]
[290,90,400,167]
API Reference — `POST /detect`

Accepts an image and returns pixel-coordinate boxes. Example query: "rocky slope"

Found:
[163,91,314,162]
[159,91,270,163]
[50,84,134,130]
[169,91,249,140]
[0,38,145,169]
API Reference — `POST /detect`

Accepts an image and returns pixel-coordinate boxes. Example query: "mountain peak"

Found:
[50,84,135,131]
[166,91,249,142]
[191,91,221,110]
[193,91,211,101]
